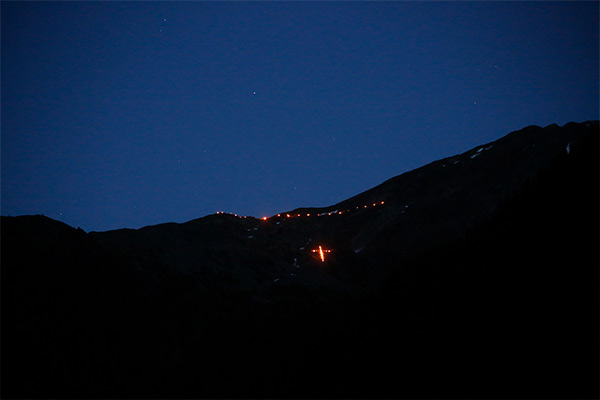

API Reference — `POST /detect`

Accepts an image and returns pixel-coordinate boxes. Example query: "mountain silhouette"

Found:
[3,121,598,398]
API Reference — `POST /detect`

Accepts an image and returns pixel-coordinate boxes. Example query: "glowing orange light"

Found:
[307,213,310,216]
[262,217,267,221]
[381,201,385,204]
[311,245,332,262]
[277,214,281,217]
[286,214,291,218]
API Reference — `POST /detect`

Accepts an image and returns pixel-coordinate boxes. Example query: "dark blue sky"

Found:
[2,1,598,232]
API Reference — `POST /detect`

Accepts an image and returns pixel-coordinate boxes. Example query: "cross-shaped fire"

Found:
[311,245,332,262]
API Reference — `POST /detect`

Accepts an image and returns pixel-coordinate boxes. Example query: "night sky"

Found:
[2,2,598,232]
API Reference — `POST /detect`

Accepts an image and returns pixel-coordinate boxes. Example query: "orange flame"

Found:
[311,245,331,262]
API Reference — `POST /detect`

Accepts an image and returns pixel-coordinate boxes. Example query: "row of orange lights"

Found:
[216,200,385,221]
[274,201,385,219]
[215,211,253,219]
[215,211,270,220]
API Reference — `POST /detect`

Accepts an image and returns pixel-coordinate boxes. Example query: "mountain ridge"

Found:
[2,120,598,398]
[4,121,597,292]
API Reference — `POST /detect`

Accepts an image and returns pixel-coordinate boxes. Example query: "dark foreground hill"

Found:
[2,121,599,398]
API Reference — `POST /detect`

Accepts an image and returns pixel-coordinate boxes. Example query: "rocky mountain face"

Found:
[2,121,598,398]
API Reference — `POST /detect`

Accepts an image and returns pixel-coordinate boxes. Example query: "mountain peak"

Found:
[3,120,598,398]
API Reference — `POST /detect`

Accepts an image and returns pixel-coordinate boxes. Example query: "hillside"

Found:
[2,121,598,398]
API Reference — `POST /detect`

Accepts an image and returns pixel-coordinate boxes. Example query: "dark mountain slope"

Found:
[2,121,598,398]
[89,121,597,292]
[281,121,596,261]
[367,125,599,397]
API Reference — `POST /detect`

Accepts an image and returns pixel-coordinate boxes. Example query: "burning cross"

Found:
[311,245,332,262]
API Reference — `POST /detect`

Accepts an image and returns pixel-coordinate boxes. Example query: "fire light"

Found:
[311,245,332,262]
